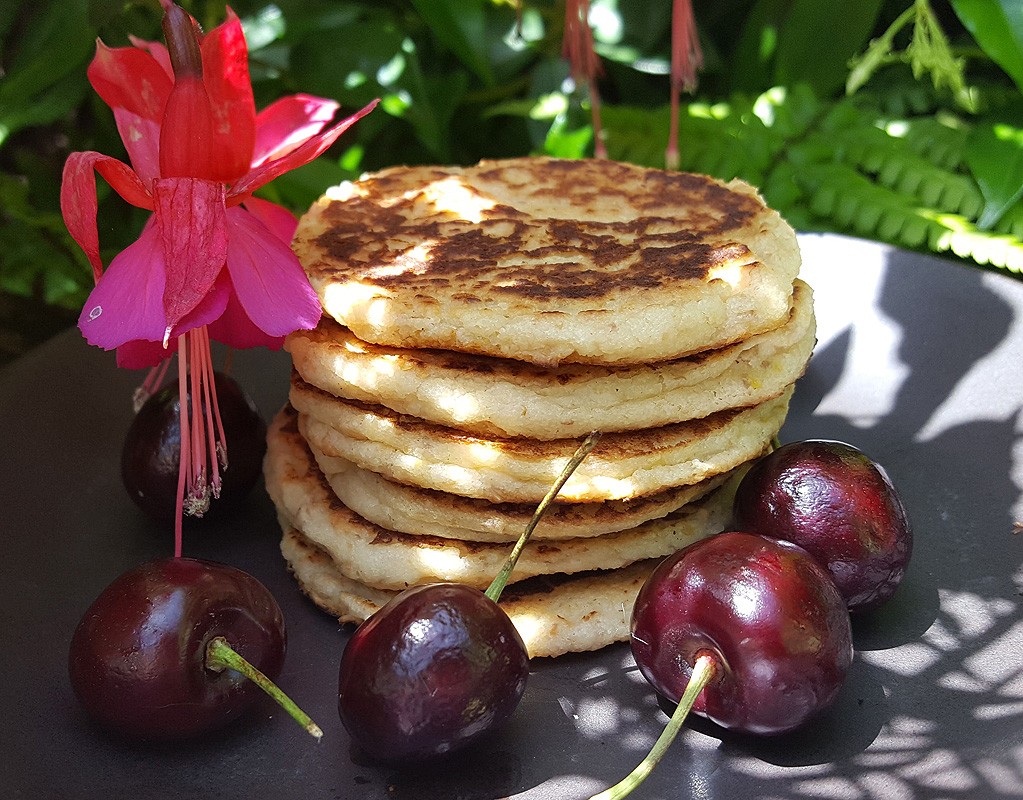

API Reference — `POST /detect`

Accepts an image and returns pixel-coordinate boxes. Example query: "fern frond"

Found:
[795,162,943,248]
[602,100,781,184]
[924,211,1023,273]
[857,77,941,117]
[994,201,1023,240]
[816,111,982,219]
[883,116,968,171]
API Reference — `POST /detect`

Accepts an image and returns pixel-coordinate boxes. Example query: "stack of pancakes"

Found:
[264,157,815,658]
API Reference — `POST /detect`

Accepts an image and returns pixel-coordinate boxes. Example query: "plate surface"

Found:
[2,233,1021,799]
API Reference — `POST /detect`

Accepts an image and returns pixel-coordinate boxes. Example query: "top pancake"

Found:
[293,157,802,366]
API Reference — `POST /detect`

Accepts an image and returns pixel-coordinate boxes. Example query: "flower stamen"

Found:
[171,326,229,557]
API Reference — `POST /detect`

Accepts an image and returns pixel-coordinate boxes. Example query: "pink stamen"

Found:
[197,327,224,499]
[134,356,172,412]
[174,335,189,558]
[562,0,606,158]
[666,0,703,170]
[168,324,229,529]
[186,331,210,517]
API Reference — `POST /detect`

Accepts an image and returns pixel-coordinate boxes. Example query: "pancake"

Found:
[281,526,657,658]
[292,381,793,503]
[292,157,801,366]
[265,407,734,590]
[313,449,745,542]
[286,279,814,439]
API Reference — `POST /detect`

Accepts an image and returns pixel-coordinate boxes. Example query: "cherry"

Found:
[733,439,912,612]
[69,557,320,741]
[338,583,528,761]
[337,432,601,762]
[589,532,853,800]
[122,371,267,522]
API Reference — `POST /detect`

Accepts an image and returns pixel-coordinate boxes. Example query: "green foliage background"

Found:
[1,0,1022,323]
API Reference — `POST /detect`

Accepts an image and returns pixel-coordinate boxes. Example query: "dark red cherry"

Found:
[69,557,318,741]
[631,532,853,736]
[336,432,600,763]
[338,583,529,762]
[733,439,912,612]
[588,533,854,799]
[121,371,267,522]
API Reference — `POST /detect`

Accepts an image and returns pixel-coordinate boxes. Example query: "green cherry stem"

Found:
[206,636,323,740]
[485,431,602,604]
[588,652,718,800]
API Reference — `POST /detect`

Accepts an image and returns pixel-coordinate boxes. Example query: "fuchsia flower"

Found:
[60,0,376,555]
[63,3,375,368]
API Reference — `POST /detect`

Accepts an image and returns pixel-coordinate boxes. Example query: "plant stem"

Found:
[587,653,717,800]
[484,430,601,603]
[206,636,323,740]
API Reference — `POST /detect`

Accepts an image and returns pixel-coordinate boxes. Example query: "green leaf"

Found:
[731,0,793,93]
[773,0,886,96]
[411,0,494,86]
[964,117,1023,229]
[951,0,1023,93]
[0,0,94,145]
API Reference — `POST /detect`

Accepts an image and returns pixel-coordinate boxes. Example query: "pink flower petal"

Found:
[116,272,231,369]
[199,8,256,182]
[207,273,285,351]
[172,272,231,334]
[87,39,173,123]
[242,196,298,244]
[61,152,153,281]
[231,99,378,198]
[78,218,168,350]
[222,206,321,337]
[116,338,173,370]
[128,35,173,79]
[113,108,162,186]
[252,94,339,167]
[151,177,229,329]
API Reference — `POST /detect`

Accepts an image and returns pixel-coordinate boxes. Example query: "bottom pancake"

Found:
[280,526,658,659]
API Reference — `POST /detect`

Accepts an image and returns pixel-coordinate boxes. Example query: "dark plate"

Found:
[2,233,1021,800]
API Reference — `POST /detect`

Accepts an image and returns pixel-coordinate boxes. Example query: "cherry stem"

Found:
[587,652,718,800]
[484,430,601,604]
[205,636,323,741]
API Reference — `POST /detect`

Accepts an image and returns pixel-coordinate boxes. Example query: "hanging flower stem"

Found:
[666,0,703,170]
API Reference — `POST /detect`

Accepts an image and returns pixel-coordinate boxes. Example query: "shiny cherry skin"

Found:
[733,439,912,612]
[631,532,853,736]
[338,583,529,762]
[121,372,267,522]
[69,557,286,740]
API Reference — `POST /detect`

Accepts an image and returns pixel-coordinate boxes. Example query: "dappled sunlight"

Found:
[413,544,474,580]
[707,260,743,288]
[322,281,386,323]
[446,392,483,425]
[574,472,640,501]
[332,347,399,396]
[365,241,438,279]
[466,439,502,465]
[420,176,497,223]
[513,613,546,653]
